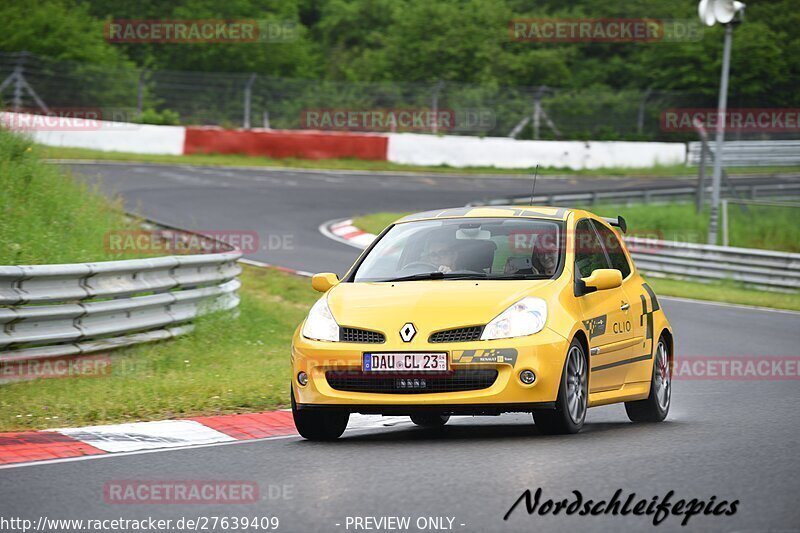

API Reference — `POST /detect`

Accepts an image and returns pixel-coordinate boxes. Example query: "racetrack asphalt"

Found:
[1,162,797,532]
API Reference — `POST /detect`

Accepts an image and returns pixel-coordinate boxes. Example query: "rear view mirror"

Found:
[456,228,491,240]
[311,272,339,292]
[581,269,622,292]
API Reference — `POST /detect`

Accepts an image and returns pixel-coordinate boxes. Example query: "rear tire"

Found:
[291,388,349,441]
[410,414,450,427]
[533,339,587,435]
[625,337,671,423]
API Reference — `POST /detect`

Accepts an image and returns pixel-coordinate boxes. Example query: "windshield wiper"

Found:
[382,272,479,282]
[381,272,550,282]
[488,273,551,280]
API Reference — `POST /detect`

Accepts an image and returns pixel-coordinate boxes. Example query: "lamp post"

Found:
[698,0,745,245]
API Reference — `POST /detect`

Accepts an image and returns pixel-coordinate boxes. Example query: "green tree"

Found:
[0,0,129,64]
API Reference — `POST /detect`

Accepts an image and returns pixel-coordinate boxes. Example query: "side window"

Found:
[574,219,610,278]
[592,221,631,279]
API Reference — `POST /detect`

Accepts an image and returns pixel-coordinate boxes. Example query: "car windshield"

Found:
[352,217,563,282]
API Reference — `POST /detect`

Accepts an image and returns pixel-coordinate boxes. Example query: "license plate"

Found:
[363,353,448,373]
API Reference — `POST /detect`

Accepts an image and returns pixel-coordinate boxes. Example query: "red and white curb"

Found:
[0,224,405,469]
[0,412,407,468]
[320,219,376,250]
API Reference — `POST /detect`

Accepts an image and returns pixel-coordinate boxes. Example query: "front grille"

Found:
[429,326,484,343]
[326,369,498,394]
[340,327,385,344]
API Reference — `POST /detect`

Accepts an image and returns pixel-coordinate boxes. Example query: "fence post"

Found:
[693,118,709,213]
[243,74,256,129]
[136,69,147,115]
[12,65,23,111]
[637,88,652,135]
[721,199,729,247]
[0,52,49,113]
[431,80,444,134]
[696,141,707,213]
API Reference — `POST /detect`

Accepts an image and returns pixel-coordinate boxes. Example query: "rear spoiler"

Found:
[602,216,627,234]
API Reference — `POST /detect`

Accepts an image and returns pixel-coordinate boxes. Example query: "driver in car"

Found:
[421,237,458,273]
[533,248,558,276]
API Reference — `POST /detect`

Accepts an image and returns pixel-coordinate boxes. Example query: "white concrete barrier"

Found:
[386,133,686,170]
[1,112,186,156]
[2,112,687,168]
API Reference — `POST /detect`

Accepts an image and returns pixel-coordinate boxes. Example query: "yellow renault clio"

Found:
[291,206,673,440]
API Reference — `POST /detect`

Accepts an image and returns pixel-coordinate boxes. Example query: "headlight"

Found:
[302,296,340,342]
[480,297,548,340]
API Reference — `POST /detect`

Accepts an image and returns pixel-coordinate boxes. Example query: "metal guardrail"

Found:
[626,237,800,291]
[0,251,242,361]
[474,181,800,207]
[687,140,800,167]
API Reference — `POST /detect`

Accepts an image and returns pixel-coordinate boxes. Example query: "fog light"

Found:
[519,370,536,385]
[297,371,308,386]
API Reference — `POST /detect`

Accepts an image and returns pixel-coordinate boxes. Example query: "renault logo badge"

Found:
[400,323,416,342]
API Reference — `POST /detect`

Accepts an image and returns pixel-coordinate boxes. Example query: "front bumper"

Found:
[291,326,569,414]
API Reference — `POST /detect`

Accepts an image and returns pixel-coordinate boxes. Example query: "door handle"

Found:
[620,302,630,311]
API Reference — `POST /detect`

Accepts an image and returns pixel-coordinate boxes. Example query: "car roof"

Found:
[396,205,575,224]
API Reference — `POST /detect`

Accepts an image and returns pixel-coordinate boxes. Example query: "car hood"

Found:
[326,279,560,339]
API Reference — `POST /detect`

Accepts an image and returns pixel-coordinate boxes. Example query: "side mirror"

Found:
[311,272,339,292]
[581,269,622,292]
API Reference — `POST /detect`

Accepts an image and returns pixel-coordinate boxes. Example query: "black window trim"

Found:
[589,218,633,282]
[574,217,611,274]
[573,217,612,296]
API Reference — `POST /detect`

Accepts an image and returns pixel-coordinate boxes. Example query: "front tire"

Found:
[291,388,349,441]
[410,414,450,427]
[533,339,587,435]
[625,337,671,423]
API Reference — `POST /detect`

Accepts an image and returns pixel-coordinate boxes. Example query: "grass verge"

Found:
[589,202,800,253]
[0,265,317,432]
[37,144,800,178]
[0,131,154,264]
[646,277,800,312]
[1,129,318,431]
[354,212,405,235]
[351,210,799,311]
